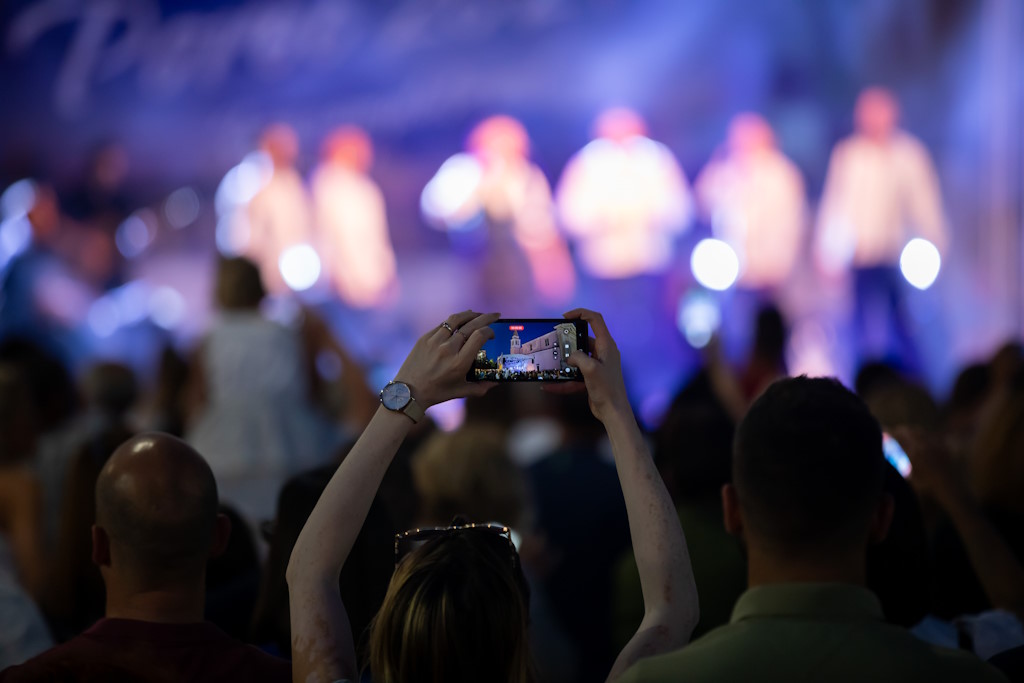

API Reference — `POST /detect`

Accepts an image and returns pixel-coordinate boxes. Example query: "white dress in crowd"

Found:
[246,167,314,294]
[695,149,806,289]
[311,164,397,308]
[186,311,343,528]
[557,135,693,279]
[816,131,947,271]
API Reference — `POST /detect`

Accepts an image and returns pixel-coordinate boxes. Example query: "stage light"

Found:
[164,187,200,229]
[690,238,739,291]
[0,215,31,260]
[0,179,36,218]
[420,153,482,229]
[899,238,941,290]
[149,286,186,330]
[279,243,321,291]
[676,290,721,348]
[215,151,272,215]
[87,297,120,338]
[115,214,155,258]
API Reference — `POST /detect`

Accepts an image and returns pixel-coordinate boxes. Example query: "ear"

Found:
[91,525,111,567]
[208,513,232,559]
[722,483,744,538]
[869,492,895,544]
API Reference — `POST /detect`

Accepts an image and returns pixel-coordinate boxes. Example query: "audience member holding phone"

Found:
[286,309,699,682]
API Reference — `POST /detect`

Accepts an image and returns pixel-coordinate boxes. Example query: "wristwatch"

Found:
[379,380,425,423]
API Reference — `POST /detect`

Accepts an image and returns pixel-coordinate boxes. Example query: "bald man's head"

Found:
[95,433,219,581]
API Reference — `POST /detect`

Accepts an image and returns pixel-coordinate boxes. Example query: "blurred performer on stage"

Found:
[421,115,575,307]
[247,123,314,294]
[817,87,948,366]
[556,108,692,280]
[312,126,397,308]
[695,113,806,292]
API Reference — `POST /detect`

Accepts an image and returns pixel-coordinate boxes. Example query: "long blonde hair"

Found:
[368,533,534,683]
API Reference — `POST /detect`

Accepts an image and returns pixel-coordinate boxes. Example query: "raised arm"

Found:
[286,311,498,683]
[899,429,1024,620]
[560,309,699,681]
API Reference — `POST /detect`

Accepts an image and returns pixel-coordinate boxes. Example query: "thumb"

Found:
[567,350,597,374]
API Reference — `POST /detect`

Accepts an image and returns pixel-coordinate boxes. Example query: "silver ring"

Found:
[440,321,455,335]
[454,328,469,341]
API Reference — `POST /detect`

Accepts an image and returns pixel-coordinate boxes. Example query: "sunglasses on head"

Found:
[394,522,518,570]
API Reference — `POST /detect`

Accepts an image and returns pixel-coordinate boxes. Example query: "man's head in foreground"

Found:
[724,376,893,584]
[93,433,229,617]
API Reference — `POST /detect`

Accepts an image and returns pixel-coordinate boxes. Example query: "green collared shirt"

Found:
[619,583,1008,683]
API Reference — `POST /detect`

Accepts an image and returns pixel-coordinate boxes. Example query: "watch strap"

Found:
[402,397,425,424]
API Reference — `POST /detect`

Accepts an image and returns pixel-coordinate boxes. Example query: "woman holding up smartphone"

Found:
[286,309,699,683]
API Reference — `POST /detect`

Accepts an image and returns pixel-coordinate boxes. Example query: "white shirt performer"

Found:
[421,115,575,305]
[695,113,806,289]
[246,123,315,294]
[557,108,693,280]
[312,126,397,308]
[817,88,948,273]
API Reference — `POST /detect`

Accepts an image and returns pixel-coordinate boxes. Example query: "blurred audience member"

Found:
[817,87,948,368]
[204,505,261,641]
[557,108,692,280]
[0,362,50,606]
[620,377,1005,682]
[900,429,1024,658]
[695,113,806,290]
[249,464,393,659]
[45,362,137,640]
[526,392,631,683]
[0,340,78,554]
[246,123,313,294]
[185,257,344,531]
[138,345,190,437]
[0,433,290,682]
[411,426,527,528]
[614,375,744,645]
[312,126,398,308]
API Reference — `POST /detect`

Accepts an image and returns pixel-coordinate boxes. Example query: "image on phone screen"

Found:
[469,319,588,381]
[882,432,912,478]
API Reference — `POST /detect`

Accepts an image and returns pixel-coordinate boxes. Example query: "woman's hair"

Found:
[368,533,533,683]
[215,257,265,310]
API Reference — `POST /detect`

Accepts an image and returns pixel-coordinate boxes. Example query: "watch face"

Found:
[381,381,411,411]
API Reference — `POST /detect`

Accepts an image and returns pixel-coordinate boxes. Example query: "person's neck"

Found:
[745,544,866,588]
[104,578,206,624]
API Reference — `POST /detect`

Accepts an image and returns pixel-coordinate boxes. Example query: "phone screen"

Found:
[469,319,588,381]
[882,432,912,478]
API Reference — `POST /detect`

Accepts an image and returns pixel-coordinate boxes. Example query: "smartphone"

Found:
[469,318,588,381]
[882,432,912,478]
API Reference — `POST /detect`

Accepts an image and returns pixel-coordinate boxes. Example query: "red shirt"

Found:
[0,618,291,682]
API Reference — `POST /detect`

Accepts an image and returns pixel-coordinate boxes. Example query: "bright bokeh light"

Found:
[215,151,273,215]
[115,214,155,258]
[87,297,120,338]
[148,286,186,329]
[164,187,201,228]
[899,238,941,290]
[0,215,32,257]
[0,179,37,218]
[690,238,739,291]
[426,398,466,432]
[676,290,722,348]
[278,243,321,291]
[420,153,482,228]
